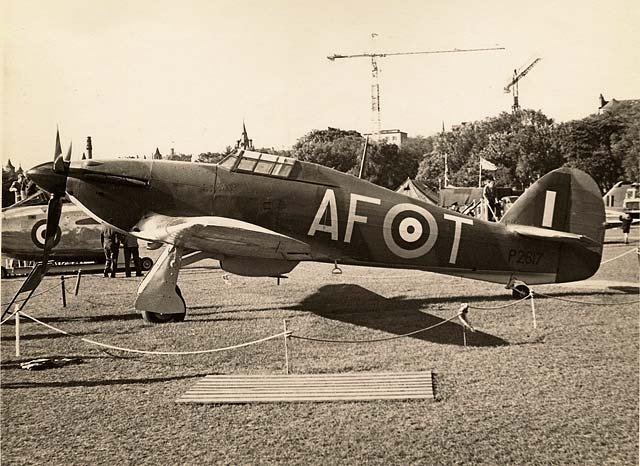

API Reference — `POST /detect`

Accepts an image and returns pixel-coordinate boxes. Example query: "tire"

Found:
[140,286,186,324]
[141,310,176,324]
[140,257,154,271]
[512,284,530,299]
[1,266,7,279]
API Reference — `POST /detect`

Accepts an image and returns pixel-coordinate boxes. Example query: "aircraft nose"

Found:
[27,162,66,195]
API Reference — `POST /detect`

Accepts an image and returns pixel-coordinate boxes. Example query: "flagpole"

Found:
[444,151,448,187]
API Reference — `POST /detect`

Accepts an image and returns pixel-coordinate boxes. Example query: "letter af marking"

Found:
[344,194,381,243]
[308,189,339,240]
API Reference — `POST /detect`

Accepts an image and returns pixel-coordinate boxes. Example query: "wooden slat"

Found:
[177,371,434,404]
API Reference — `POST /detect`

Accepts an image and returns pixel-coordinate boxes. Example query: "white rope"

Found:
[468,293,531,310]
[290,312,462,343]
[19,312,289,355]
[534,292,640,306]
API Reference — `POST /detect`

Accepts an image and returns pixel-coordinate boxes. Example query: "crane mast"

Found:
[328,39,505,138]
[504,57,541,114]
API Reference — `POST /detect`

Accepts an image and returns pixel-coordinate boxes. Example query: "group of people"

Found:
[100,225,143,278]
[9,174,34,203]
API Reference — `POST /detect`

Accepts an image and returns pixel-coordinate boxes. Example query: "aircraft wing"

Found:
[134,214,311,260]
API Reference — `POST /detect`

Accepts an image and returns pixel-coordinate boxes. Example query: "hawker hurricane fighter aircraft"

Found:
[22,134,605,323]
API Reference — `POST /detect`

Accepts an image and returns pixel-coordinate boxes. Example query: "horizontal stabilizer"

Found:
[507,224,600,246]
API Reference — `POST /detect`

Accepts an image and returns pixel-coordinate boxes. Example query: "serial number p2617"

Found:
[508,249,543,265]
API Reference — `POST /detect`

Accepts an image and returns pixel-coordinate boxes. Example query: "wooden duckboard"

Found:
[176,371,434,404]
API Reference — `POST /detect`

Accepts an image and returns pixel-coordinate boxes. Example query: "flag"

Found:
[479,157,497,171]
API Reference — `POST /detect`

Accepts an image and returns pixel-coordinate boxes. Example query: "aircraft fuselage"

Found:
[57,157,599,286]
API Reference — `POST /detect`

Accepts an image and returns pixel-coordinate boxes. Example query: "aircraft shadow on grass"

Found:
[288,284,508,347]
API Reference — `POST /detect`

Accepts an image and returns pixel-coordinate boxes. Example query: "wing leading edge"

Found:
[134,214,311,261]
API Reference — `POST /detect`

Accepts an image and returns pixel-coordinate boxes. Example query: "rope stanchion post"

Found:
[60,275,67,308]
[74,270,82,296]
[462,324,467,348]
[530,291,537,329]
[457,304,474,348]
[15,308,20,357]
[283,319,290,375]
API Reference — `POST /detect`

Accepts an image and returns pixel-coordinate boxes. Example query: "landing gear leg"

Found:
[135,245,186,323]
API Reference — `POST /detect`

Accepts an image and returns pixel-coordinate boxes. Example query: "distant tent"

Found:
[439,187,483,208]
[396,178,439,205]
[153,148,162,160]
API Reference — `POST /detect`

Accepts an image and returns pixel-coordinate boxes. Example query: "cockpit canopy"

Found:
[218,150,298,178]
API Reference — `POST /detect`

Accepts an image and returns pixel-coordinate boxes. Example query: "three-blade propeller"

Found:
[1,129,72,320]
[43,130,72,267]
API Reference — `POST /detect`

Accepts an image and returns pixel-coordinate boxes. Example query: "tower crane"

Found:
[504,57,541,114]
[328,36,504,138]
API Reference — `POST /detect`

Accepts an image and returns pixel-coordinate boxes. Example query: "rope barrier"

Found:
[600,248,638,265]
[468,293,531,310]
[0,309,20,326]
[534,291,640,306]
[1,283,62,307]
[289,312,461,343]
[18,312,290,355]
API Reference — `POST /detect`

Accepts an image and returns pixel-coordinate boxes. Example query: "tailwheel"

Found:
[141,286,186,324]
[512,284,530,299]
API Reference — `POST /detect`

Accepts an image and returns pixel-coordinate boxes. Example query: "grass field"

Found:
[1,228,638,465]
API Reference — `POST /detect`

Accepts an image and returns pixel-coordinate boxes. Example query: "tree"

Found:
[292,128,363,173]
[556,114,626,191]
[416,110,561,189]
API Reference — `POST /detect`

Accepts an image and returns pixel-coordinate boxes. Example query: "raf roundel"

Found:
[31,219,62,249]
[383,203,438,259]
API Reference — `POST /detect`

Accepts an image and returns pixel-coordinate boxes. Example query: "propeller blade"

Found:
[54,127,62,160]
[64,141,72,161]
[42,193,63,266]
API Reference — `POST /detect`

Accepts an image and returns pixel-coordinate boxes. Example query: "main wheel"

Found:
[1,266,7,279]
[512,284,530,299]
[141,286,187,323]
[140,257,154,271]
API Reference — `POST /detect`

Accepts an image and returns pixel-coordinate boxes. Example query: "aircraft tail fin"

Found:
[501,167,605,282]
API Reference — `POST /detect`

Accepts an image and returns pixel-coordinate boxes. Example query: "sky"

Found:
[2,0,639,169]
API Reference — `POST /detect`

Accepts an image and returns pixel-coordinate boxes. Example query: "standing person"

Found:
[123,234,143,277]
[9,174,25,203]
[619,212,633,244]
[100,224,120,278]
[483,177,497,221]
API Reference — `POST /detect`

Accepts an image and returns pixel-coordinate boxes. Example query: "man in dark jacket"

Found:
[123,234,143,277]
[100,225,120,278]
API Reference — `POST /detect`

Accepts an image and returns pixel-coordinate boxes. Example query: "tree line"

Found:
[291,104,639,193]
[3,103,637,207]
